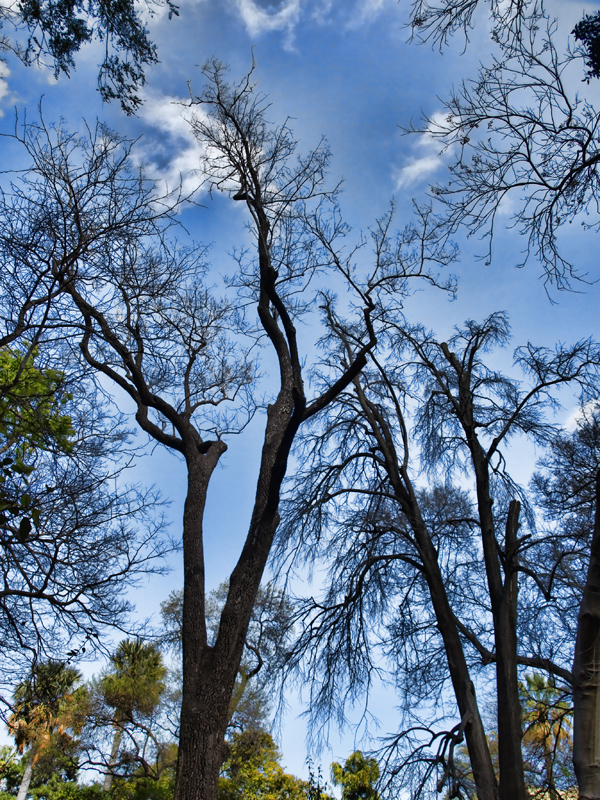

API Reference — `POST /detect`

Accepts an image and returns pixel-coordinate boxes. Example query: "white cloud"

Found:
[394,109,454,190]
[395,155,442,188]
[233,0,301,42]
[346,0,388,28]
[310,0,333,24]
[0,63,11,115]
[564,400,600,432]
[133,94,209,199]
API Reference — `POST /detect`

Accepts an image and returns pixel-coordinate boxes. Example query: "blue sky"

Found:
[1,0,599,782]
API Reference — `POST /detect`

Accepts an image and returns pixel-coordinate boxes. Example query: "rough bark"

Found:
[573,470,600,800]
[175,445,227,800]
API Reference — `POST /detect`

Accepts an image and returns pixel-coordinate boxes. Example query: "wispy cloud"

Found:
[0,63,11,115]
[346,0,389,28]
[133,94,208,199]
[394,110,454,190]
[232,0,301,46]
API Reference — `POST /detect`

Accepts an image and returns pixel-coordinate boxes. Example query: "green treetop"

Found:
[331,752,380,800]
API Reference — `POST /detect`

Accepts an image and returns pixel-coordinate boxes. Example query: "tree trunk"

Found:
[437,343,526,800]
[175,394,303,800]
[352,373,498,800]
[175,445,226,800]
[495,500,526,800]
[473,460,526,800]
[417,523,499,800]
[103,724,124,791]
[573,470,600,800]
[16,750,34,800]
[544,740,557,800]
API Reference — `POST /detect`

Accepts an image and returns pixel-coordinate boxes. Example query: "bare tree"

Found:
[277,305,600,800]
[406,0,537,47]
[410,14,600,286]
[533,408,600,799]
[0,60,396,800]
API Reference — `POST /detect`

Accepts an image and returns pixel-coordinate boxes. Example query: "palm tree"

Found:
[99,639,167,791]
[331,752,380,800]
[520,673,573,800]
[8,660,87,800]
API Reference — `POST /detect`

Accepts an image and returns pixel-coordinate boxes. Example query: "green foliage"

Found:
[100,639,167,720]
[573,12,600,82]
[9,660,88,755]
[218,730,309,800]
[29,776,106,800]
[330,752,380,800]
[519,673,575,793]
[0,348,74,453]
[0,745,24,795]
[0,347,74,542]
[9,0,178,113]
[109,770,176,800]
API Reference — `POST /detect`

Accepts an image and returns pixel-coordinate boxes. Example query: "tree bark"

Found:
[175,444,227,800]
[415,517,499,800]
[102,724,124,791]
[473,463,526,800]
[573,470,600,800]
[16,750,34,800]
[174,368,315,799]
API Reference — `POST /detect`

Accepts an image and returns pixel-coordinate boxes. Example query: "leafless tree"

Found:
[533,408,600,799]
[410,15,600,286]
[0,59,396,800]
[277,304,600,800]
[406,0,538,47]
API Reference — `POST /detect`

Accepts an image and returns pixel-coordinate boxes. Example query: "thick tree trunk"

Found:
[175,445,226,800]
[573,470,600,800]
[16,750,34,800]
[175,391,304,800]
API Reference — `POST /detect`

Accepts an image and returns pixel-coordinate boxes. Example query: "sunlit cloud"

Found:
[395,155,442,188]
[232,0,301,45]
[394,110,454,189]
[564,400,600,431]
[133,94,209,200]
[0,63,11,115]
